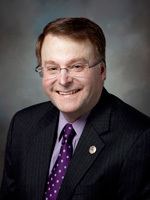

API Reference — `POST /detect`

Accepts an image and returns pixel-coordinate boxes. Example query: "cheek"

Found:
[42,79,48,90]
[86,73,104,95]
[42,79,53,92]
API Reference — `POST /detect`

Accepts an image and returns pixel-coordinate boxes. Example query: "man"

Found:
[0,17,150,200]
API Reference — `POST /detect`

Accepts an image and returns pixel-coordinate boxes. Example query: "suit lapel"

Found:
[24,104,59,199]
[58,89,112,200]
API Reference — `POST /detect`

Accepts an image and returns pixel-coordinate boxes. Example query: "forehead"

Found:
[41,34,96,63]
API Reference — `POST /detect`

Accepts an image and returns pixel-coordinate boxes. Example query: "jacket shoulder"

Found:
[11,101,57,127]
[15,101,53,117]
[110,93,150,131]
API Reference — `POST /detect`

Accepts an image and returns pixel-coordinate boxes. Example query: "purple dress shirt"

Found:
[49,112,88,174]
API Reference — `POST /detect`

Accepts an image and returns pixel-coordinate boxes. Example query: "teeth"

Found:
[58,90,78,95]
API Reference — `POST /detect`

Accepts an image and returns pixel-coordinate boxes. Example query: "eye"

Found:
[46,66,58,71]
[71,64,84,71]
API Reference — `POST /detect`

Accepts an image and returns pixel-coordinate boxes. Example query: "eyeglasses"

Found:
[35,58,104,79]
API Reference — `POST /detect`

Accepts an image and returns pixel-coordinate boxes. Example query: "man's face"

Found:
[41,34,106,122]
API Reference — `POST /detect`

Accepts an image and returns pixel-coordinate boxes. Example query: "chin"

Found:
[59,107,79,114]
[57,104,80,113]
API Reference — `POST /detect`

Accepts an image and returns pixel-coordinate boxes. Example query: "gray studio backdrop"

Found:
[0,0,150,184]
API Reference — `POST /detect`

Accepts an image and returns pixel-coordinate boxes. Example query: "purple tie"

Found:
[44,123,76,200]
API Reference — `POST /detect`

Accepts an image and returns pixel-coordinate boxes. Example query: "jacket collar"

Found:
[57,88,112,200]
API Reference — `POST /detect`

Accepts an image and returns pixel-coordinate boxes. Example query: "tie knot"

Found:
[62,123,76,144]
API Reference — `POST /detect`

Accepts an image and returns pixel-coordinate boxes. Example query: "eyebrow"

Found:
[44,58,89,66]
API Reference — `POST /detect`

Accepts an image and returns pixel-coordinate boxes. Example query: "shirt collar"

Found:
[57,112,89,142]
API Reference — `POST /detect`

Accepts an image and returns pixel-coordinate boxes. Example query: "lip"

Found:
[56,89,80,95]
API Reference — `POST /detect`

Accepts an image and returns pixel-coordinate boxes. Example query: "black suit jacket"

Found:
[0,88,150,200]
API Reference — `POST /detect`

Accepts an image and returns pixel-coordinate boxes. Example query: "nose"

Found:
[58,68,73,86]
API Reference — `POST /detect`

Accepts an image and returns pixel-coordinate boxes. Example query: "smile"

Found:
[57,89,80,95]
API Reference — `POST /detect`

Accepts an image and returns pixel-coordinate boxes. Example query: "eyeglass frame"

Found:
[35,58,105,78]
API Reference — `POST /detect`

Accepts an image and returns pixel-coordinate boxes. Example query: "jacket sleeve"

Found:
[0,115,18,199]
[117,129,150,200]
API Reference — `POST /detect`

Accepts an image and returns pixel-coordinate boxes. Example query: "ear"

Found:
[100,63,106,80]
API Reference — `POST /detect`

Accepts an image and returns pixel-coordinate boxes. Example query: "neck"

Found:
[61,111,89,123]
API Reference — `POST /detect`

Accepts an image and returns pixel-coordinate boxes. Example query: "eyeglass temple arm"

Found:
[89,58,105,68]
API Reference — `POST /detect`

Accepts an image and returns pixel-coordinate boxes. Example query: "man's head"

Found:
[36,17,106,122]
[36,17,106,66]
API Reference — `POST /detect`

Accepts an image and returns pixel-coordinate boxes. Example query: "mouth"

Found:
[56,89,80,95]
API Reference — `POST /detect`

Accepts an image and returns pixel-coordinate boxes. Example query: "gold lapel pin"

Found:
[89,145,96,154]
